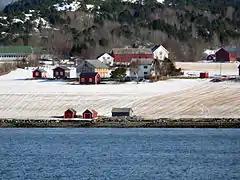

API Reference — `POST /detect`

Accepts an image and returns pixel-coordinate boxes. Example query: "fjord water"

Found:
[0,129,239,180]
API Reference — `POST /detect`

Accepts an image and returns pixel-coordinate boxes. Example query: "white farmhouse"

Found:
[130,58,153,79]
[152,45,169,60]
[97,53,114,66]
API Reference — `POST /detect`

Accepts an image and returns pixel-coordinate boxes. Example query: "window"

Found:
[55,71,59,76]
[81,78,85,82]
[35,72,39,76]
[60,71,63,76]
[144,66,148,69]
[89,78,92,82]
[144,72,148,75]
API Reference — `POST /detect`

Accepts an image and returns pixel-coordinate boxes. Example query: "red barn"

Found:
[215,47,240,62]
[82,109,98,119]
[80,72,100,84]
[53,66,70,79]
[32,68,46,78]
[64,108,77,118]
[111,48,153,65]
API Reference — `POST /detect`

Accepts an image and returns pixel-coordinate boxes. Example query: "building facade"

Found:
[64,108,77,118]
[77,59,109,78]
[82,109,98,119]
[152,45,169,60]
[53,66,70,79]
[111,48,153,65]
[79,72,100,84]
[130,58,153,79]
[0,46,34,62]
[112,108,133,117]
[32,68,47,78]
[97,53,114,66]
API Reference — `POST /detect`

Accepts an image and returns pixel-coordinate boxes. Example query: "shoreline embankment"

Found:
[0,118,239,128]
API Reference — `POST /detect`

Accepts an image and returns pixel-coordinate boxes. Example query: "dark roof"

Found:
[152,45,160,52]
[111,48,152,54]
[66,108,76,113]
[53,66,70,70]
[151,45,168,53]
[84,109,98,114]
[85,59,109,68]
[80,72,99,77]
[33,68,46,73]
[131,58,153,65]
[112,108,133,113]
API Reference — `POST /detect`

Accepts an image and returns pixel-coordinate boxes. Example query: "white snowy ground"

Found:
[176,62,240,77]
[0,68,239,119]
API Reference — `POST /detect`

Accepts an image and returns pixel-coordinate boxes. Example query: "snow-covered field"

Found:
[176,62,240,77]
[0,68,239,119]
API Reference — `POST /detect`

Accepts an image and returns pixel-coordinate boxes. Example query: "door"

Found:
[84,113,91,119]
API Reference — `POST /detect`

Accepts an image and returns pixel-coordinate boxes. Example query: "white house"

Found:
[97,53,114,66]
[130,58,153,79]
[152,45,169,60]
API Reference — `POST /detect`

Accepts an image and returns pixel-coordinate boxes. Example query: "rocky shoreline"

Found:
[0,118,239,128]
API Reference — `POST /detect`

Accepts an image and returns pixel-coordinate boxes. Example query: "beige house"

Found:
[77,59,109,78]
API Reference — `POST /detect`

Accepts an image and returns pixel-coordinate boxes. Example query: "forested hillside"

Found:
[1,0,240,61]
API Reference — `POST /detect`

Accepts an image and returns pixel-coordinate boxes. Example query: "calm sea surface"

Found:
[0,128,239,180]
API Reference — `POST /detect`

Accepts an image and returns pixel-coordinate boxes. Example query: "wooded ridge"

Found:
[1,0,240,61]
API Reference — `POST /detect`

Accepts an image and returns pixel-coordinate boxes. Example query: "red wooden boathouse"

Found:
[53,66,70,79]
[32,68,46,78]
[64,108,77,118]
[82,109,98,119]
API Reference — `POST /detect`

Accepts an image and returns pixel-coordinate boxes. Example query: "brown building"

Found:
[53,66,70,79]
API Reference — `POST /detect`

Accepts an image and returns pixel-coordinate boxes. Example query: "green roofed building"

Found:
[0,46,35,62]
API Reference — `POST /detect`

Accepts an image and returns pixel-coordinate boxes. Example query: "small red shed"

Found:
[64,108,77,118]
[53,66,70,79]
[200,72,209,78]
[80,72,100,84]
[32,68,47,79]
[82,109,98,119]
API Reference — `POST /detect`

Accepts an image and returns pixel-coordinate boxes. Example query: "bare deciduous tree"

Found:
[47,29,73,64]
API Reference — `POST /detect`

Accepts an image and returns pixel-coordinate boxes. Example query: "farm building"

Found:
[32,68,47,78]
[111,48,153,65]
[152,45,169,60]
[112,108,133,117]
[53,66,70,79]
[130,58,153,79]
[206,54,216,61]
[64,108,77,118]
[82,109,98,119]
[80,72,100,84]
[0,46,34,62]
[215,47,240,62]
[97,53,114,66]
[78,59,109,78]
